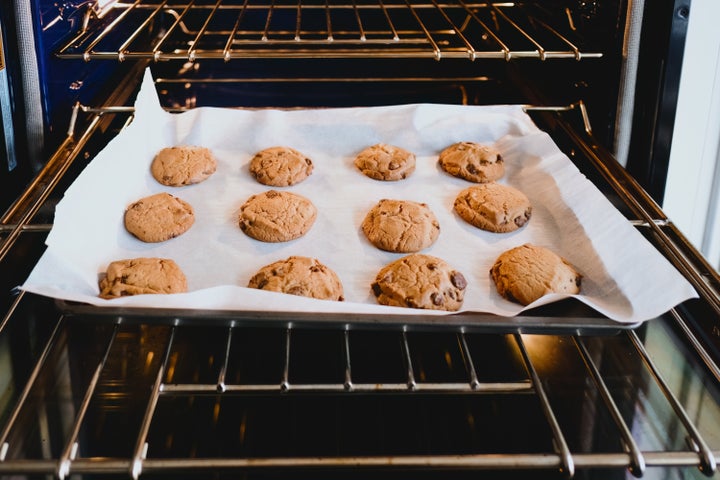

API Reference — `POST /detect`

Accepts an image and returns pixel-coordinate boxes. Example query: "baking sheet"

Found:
[21,69,697,324]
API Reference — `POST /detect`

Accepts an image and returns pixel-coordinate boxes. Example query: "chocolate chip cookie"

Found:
[354,143,416,181]
[438,141,504,183]
[490,243,582,306]
[98,257,188,299]
[454,183,532,233]
[238,190,317,242]
[248,256,344,301]
[124,192,195,243]
[151,145,217,186]
[249,146,314,187]
[371,254,467,311]
[361,199,440,253]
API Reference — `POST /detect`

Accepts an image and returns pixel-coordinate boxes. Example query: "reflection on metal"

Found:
[54,0,602,61]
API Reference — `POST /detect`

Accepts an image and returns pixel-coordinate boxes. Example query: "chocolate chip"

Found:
[467,164,479,174]
[404,297,418,308]
[514,210,531,227]
[287,286,304,296]
[431,292,444,306]
[427,263,438,271]
[497,154,503,163]
[450,271,467,289]
[575,276,582,287]
[305,158,312,166]
[371,282,382,297]
[257,279,268,289]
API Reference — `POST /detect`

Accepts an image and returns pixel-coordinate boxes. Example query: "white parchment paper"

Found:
[22,69,697,323]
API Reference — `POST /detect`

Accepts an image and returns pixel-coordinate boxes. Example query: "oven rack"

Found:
[0,312,719,479]
[54,0,603,61]
[1,100,720,478]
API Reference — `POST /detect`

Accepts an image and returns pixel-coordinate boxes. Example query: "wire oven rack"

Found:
[0,313,718,479]
[1,93,720,478]
[55,0,602,61]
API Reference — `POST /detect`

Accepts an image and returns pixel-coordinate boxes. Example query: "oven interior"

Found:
[2,0,720,479]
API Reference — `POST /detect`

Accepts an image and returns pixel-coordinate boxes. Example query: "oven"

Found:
[1,1,720,479]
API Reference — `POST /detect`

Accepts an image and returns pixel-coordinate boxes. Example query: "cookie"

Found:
[438,142,504,183]
[98,257,188,299]
[249,146,313,187]
[371,254,467,311]
[124,192,195,243]
[151,146,217,186]
[361,199,440,253]
[238,190,317,242]
[490,243,582,306]
[354,143,416,181]
[454,183,532,233]
[248,256,344,301]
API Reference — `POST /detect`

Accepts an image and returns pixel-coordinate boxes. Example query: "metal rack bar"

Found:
[159,380,533,393]
[492,4,545,60]
[281,327,291,390]
[514,333,574,477]
[573,337,646,477]
[457,0,510,59]
[6,450,720,476]
[223,0,249,60]
[295,0,302,40]
[57,325,119,480]
[151,0,196,58]
[402,330,418,389]
[325,0,333,41]
[529,14,581,60]
[343,328,353,390]
[352,0,366,41]
[262,0,276,41]
[430,0,475,59]
[403,0,442,60]
[117,0,168,60]
[378,0,400,41]
[188,0,223,61]
[216,326,234,392]
[130,327,177,480]
[458,332,480,389]
[0,315,66,461]
[627,330,717,476]
[82,0,144,61]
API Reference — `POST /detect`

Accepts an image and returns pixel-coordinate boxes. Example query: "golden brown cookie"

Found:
[438,142,504,183]
[151,146,217,186]
[98,257,188,299]
[454,183,532,233]
[361,199,440,253]
[249,146,314,187]
[371,254,467,311]
[238,190,317,242]
[124,192,195,243]
[248,256,344,301]
[490,244,582,306]
[354,143,416,181]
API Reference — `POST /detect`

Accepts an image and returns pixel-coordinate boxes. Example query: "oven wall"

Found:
[664,0,720,270]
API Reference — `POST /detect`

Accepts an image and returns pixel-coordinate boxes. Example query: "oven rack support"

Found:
[54,0,603,62]
[0,317,719,478]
